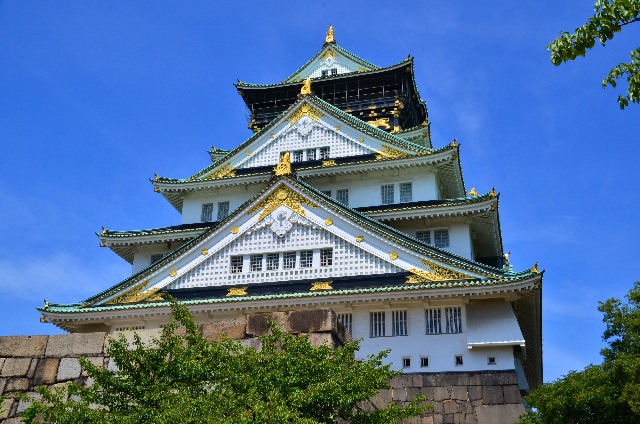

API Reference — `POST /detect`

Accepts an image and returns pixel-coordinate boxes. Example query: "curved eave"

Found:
[362,194,497,220]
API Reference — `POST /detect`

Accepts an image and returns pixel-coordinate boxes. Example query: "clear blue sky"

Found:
[0,1,638,382]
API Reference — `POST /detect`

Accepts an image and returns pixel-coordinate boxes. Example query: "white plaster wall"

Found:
[448,223,473,259]
[131,242,188,275]
[181,186,263,224]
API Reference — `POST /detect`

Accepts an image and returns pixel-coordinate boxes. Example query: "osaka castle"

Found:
[39,27,542,389]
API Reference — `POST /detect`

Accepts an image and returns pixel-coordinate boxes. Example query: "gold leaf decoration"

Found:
[202,162,237,180]
[227,287,248,297]
[418,258,476,281]
[324,218,333,226]
[201,249,209,255]
[367,117,390,129]
[287,104,325,126]
[375,145,411,160]
[310,281,333,291]
[169,269,177,277]
[355,235,364,243]
[231,226,239,234]
[107,280,163,304]
[247,185,318,222]
[389,251,398,260]
[322,160,336,167]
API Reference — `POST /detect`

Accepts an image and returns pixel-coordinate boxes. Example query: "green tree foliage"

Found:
[547,0,640,109]
[22,300,427,423]
[520,282,640,423]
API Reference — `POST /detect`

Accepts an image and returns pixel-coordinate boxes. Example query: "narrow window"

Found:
[434,229,449,248]
[445,307,462,333]
[337,313,353,335]
[455,355,464,366]
[402,357,411,368]
[150,253,164,265]
[488,356,496,365]
[392,309,408,336]
[416,231,431,244]
[201,203,213,222]
[306,149,316,161]
[283,252,296,269]
[370,311,385,338]
[292,150,304,162]
[319,147,330,160]
[217,201,230,220]
[266,253,279,271]
[420,357,429,368]
[320,248,333,267]
[336,188,349,205]
[330,68,338,75]
[425,308,442,334]
[300,250,313,268]
[230,256,243,273]
[381,184,394,205]
[399,182,413,202]
[321,69,329,77]
[250,254,263,272]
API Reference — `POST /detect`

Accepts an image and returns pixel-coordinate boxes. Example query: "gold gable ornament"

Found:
[310,281,333,291]
[274,152,292,176]
[325,24,335,44]
[467,187,478,197]
[301,76,312,95]
[227,287,248,297]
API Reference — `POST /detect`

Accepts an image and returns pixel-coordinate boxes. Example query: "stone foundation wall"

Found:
[0,310,524,423]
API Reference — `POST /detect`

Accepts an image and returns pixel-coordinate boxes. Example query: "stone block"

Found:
[479,372,517,386]
[420,416,435,424]
[3,418,24,424]
[459,400,473,414]
[451,385,468,400]
[482,386,504,405]
[390,375,407,388]
[420,386,436,401]
[502,385,522,404]
[433,415,444,424]
[5,378,29,392]
[106,329,162,349]
[45,333,106,357]
[442,373,470,386]
[423,373,441,387]
[392,388,407,402]
[1,358,31,377]
[0,397,13,419]
[444,413,454,424]
[464,413,478,424]
[370,389,392,409]
[16,391,41,414]
[407,387,421,400]
[0,336,48,357]
[57,358,82,381]
[246,312,287,336]
[81,357,106,377]
[200,317,247,341]
[306,332,339,348]
[475,404,525,424]
[33,358,59,386]
[432,400,444,414]
[239,337,262,351]
[286,309,335,334]
[444,400,459,415]
[468,385,483,401]
[454,413,466,424]
[434,387,450,401]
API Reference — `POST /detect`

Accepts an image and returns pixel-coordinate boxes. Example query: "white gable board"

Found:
[286,47,375,82]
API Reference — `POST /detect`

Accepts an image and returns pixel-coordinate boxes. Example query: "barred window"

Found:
[392,310,408,336]
[300,250,313,268]
[250,254,263,272]
[319,147,330,160]
[434,229,449,248]
[266,253,279,271]
[283,252,296,269]
[217,201,230,220]
[306,149,316,161]
[230,256,243,273]
[330,68,338,75]
[150,253,163,265]
[455,355,464,366]
[292,150,304,162]
[425,308,442,334]
[201,203,213,222]
[336,189,349,205]
[321,69,329,77]
[320,248,333,267]
[416,231,431,244]
[337,313,352,335]
[445,307,462,333]
[370,311,385,338]
[399,182,413,202]
[381,184,394,205]
[420,357,429,368]
[402,357,411,368]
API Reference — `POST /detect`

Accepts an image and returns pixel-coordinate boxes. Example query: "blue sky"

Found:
[0,1,638,382]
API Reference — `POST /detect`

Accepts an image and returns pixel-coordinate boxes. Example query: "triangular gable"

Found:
[189,96,430,182]
[283,44,379,84]
[90,177,507,306]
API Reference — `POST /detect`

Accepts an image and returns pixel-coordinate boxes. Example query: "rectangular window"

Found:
[455,355,464,366]
[266,253,279,271]
[306,149,316,161]
[402,357,411,368]
[230,256,243,273]
[321,69,329,77]
[217,201,230,221]
[399,182,413,202]
[420,357,429,368]
[150,253,164,265]
[445,307,462,333]
[488,356,496,366]
[425,308,442,334]
[319,147,330,160]
[392,310,408,336]
[337,313,352,335]
[416,231,431,244]
[434,229,449,248]
[330,68,338,75]
[283,252,296,269]
[381,184,394,205]
[336,188,349,205]
[320,248,333,267]
[250,254,263,272]
[201,203,213,222]
[300,250,313,268]
[370,311,385,338]
[292,150,304,162]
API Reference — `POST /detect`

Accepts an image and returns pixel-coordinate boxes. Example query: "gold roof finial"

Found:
[325,24,335,44]
[274,151,292,176]
[531,262,539,273]
[450,138,457,147]
[102,226,107,234]
[489,186,497,197]
[301,76,312,95]
[43,299,49,308]
[467,187,478,197]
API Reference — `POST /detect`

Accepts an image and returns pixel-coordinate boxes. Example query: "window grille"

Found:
[370,311,385,338]
[416,231,431,244]
[425,308,442,334]
[320,248,333,267]
[300,250,313,268]
[266,253,279,271]
[150,253,163,265]
[399,182,413,202]
[434,229,449,248]
[321,69,329,77]
[201,203,213,222]
[319,147,330,160]
[250,254,263,272]
[445,307,462,333]
[392,310,408,336]
[306,149,316,161]
[337,313,352,335]
[217,201,230,220]
[381,184,394,205]
[283,252,296,269]
[336,189,349,205]
[230,256,243,273]
[330,68,338,75]
[402,357,411,368]
[488,356,496,365]
[455,355,464,366]
[420,357,429,367]
[292,150,304,162]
